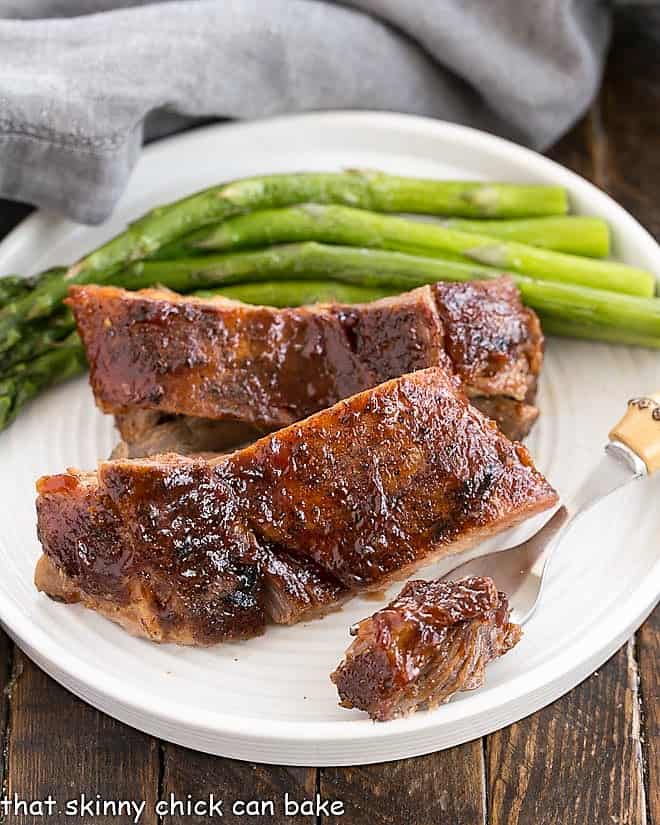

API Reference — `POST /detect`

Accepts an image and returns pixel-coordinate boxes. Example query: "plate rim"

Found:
[1,110,659,765]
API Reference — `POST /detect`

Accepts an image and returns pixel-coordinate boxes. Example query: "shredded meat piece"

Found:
[331,576,522,720]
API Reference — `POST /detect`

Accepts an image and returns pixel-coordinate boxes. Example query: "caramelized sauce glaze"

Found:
[331,575,522,720]
[67,278,542,447]
[36,368,556,645]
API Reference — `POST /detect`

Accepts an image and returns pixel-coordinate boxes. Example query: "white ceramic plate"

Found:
[0,112,658,766]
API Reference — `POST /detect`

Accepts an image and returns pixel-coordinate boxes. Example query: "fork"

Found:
[442,393,660,624]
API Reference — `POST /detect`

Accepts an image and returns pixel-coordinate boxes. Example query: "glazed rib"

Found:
[331,576,522,720]
[67,278,543,453]
[35,367,557,646]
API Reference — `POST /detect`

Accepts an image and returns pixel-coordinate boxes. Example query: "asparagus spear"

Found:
[515,278,660,338]
[443,216,610,257]
[137,242,660,337]
[0,275,32,305]
[538,314,660,349]
[0,334,87,429]
[0,174,567,350]
[160,211,610,259]
[0,267,66,303]
[94,240,660,338]
[195,280,390,306]
[0,308,76,377]
[0,266,68,351]
[152,205,650,296]
[116,243,491,292]
[118,243,660,329]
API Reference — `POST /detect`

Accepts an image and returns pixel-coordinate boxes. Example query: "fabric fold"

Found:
[0,0,611,223]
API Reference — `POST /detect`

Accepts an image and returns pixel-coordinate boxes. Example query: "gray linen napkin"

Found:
[0,0,611,224]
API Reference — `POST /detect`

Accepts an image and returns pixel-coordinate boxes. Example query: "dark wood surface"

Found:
[0,5,657,823]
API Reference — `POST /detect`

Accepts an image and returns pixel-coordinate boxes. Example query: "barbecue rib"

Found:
[35,367,557,646]
[331,576,522,720]
[67,278,543,454]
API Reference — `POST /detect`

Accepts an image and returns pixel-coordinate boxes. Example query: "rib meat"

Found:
[67,278,543,453]
[35,367,556,646]
[330,576,522,720]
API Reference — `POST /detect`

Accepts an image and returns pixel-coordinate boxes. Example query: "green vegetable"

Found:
[117,242,660,327]
[118,243,493,292]
[0,267,67,305]
[0,334,87,430]
[0,173,567,350]
[515,279,660,338]
[124,242,660,341]
[0,308,76,377]
[539,314,660,349]
[160,210,609,259]
[0,275,31,305]
[195,280,389,306]
[154,205,650,296]
[444,216,610,257]
[0,267,68,352]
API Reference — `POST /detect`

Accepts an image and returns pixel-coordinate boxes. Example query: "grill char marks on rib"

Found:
[67,278,542,453]
[35,368,557,646]
[432,280,542,403]
[35,467,267,644]
[330,576,522,720]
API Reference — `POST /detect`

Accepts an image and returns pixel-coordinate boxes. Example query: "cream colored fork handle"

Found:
[610,393,660,474]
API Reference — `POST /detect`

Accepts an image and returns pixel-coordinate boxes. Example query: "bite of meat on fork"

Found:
[331,576,522,721]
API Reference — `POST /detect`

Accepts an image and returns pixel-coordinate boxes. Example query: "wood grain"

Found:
[487,641,646,825]
[320,741,486,825]
[599,6,660,238]
[160,744,316,824]
[0,630,14,791]
[546,114,597,183]
[483,9,656,822]
[596,17,660,819]
[638,606,659,824]
[5,650,160,824]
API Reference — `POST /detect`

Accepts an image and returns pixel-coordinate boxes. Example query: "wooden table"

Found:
[0,5,657,823]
